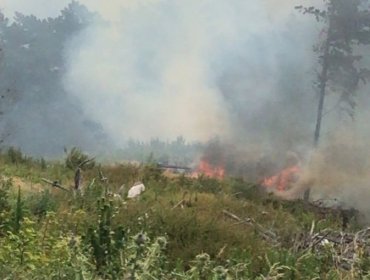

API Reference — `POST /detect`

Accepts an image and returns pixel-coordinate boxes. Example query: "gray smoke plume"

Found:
[61,0,320,146]
[2,0,321,147]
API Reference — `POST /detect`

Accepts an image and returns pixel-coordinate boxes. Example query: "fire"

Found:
[192,159,225,179]
[262,165,300,191]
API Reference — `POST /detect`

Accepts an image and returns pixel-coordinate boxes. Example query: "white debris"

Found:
[321,239,332,247]
[127,182,145,198]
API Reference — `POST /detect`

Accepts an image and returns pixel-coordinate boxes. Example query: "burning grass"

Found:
[191,159,225,179]
[0,148,367,278]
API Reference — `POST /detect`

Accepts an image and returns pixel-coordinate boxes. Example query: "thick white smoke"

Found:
[60,0,318,145]
[2,0,321,145]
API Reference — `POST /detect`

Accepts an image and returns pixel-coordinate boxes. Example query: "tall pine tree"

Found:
[297,0,370,200]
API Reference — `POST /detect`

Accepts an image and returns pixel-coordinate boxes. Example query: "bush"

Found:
[28,190,57,219]
[65,147,95,170]
[6,147,26,165]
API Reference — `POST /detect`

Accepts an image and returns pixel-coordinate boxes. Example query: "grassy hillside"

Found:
[0,149,367,279]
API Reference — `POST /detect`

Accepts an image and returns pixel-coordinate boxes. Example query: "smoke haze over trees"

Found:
[1,0,370,167]
[0,2,110,155]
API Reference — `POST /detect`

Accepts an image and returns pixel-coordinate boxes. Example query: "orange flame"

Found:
[192,159,225,179]
[262,165,300,191]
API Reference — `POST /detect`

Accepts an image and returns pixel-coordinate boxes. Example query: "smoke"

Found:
[61,0,320,145]
[1,0,321,149]
[270,125,370,221]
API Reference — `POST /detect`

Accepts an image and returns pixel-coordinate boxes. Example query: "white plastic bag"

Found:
[127,182,145,198]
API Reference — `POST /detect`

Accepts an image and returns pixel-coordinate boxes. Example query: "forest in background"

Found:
[0,2,110,155]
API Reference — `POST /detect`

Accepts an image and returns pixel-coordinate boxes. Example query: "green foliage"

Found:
[0,178,12,212]
[39,158,47,170]
[195,175,223,194]
[65,147,95,170]
[0,213,95,279]
[297,0,370,118]
[0,178,12,235]
[84,197,123,274]
[228,178,263,200]
[13,186,23,232]
[0,156,367,279]
[6,147,26,165]
[142,163,165,183]
[29,190,57,219]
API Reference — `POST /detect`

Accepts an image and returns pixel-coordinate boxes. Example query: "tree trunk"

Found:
[304,19,332,202]
[314,37,331,147]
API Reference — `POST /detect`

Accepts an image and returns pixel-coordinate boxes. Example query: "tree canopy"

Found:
[0,2,109,155]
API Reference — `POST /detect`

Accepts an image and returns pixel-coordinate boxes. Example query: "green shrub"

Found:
[6,147,26,165]
[65,147,95,170]
[12,186,23,232]
[29,190,57,219]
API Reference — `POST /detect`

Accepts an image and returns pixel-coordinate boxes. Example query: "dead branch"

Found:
[41,178,69,192]
[295,227,370,271]
[98,169,108,183]
[172,199,185,210]
[78,157,95,168]
[222,210,244,223]
[222,209,278,245]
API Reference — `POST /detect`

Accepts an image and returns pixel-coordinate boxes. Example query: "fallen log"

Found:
[41,178,70,192]
[172,199,185,209]
[156,163,192,171]
[222,209,278,245]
